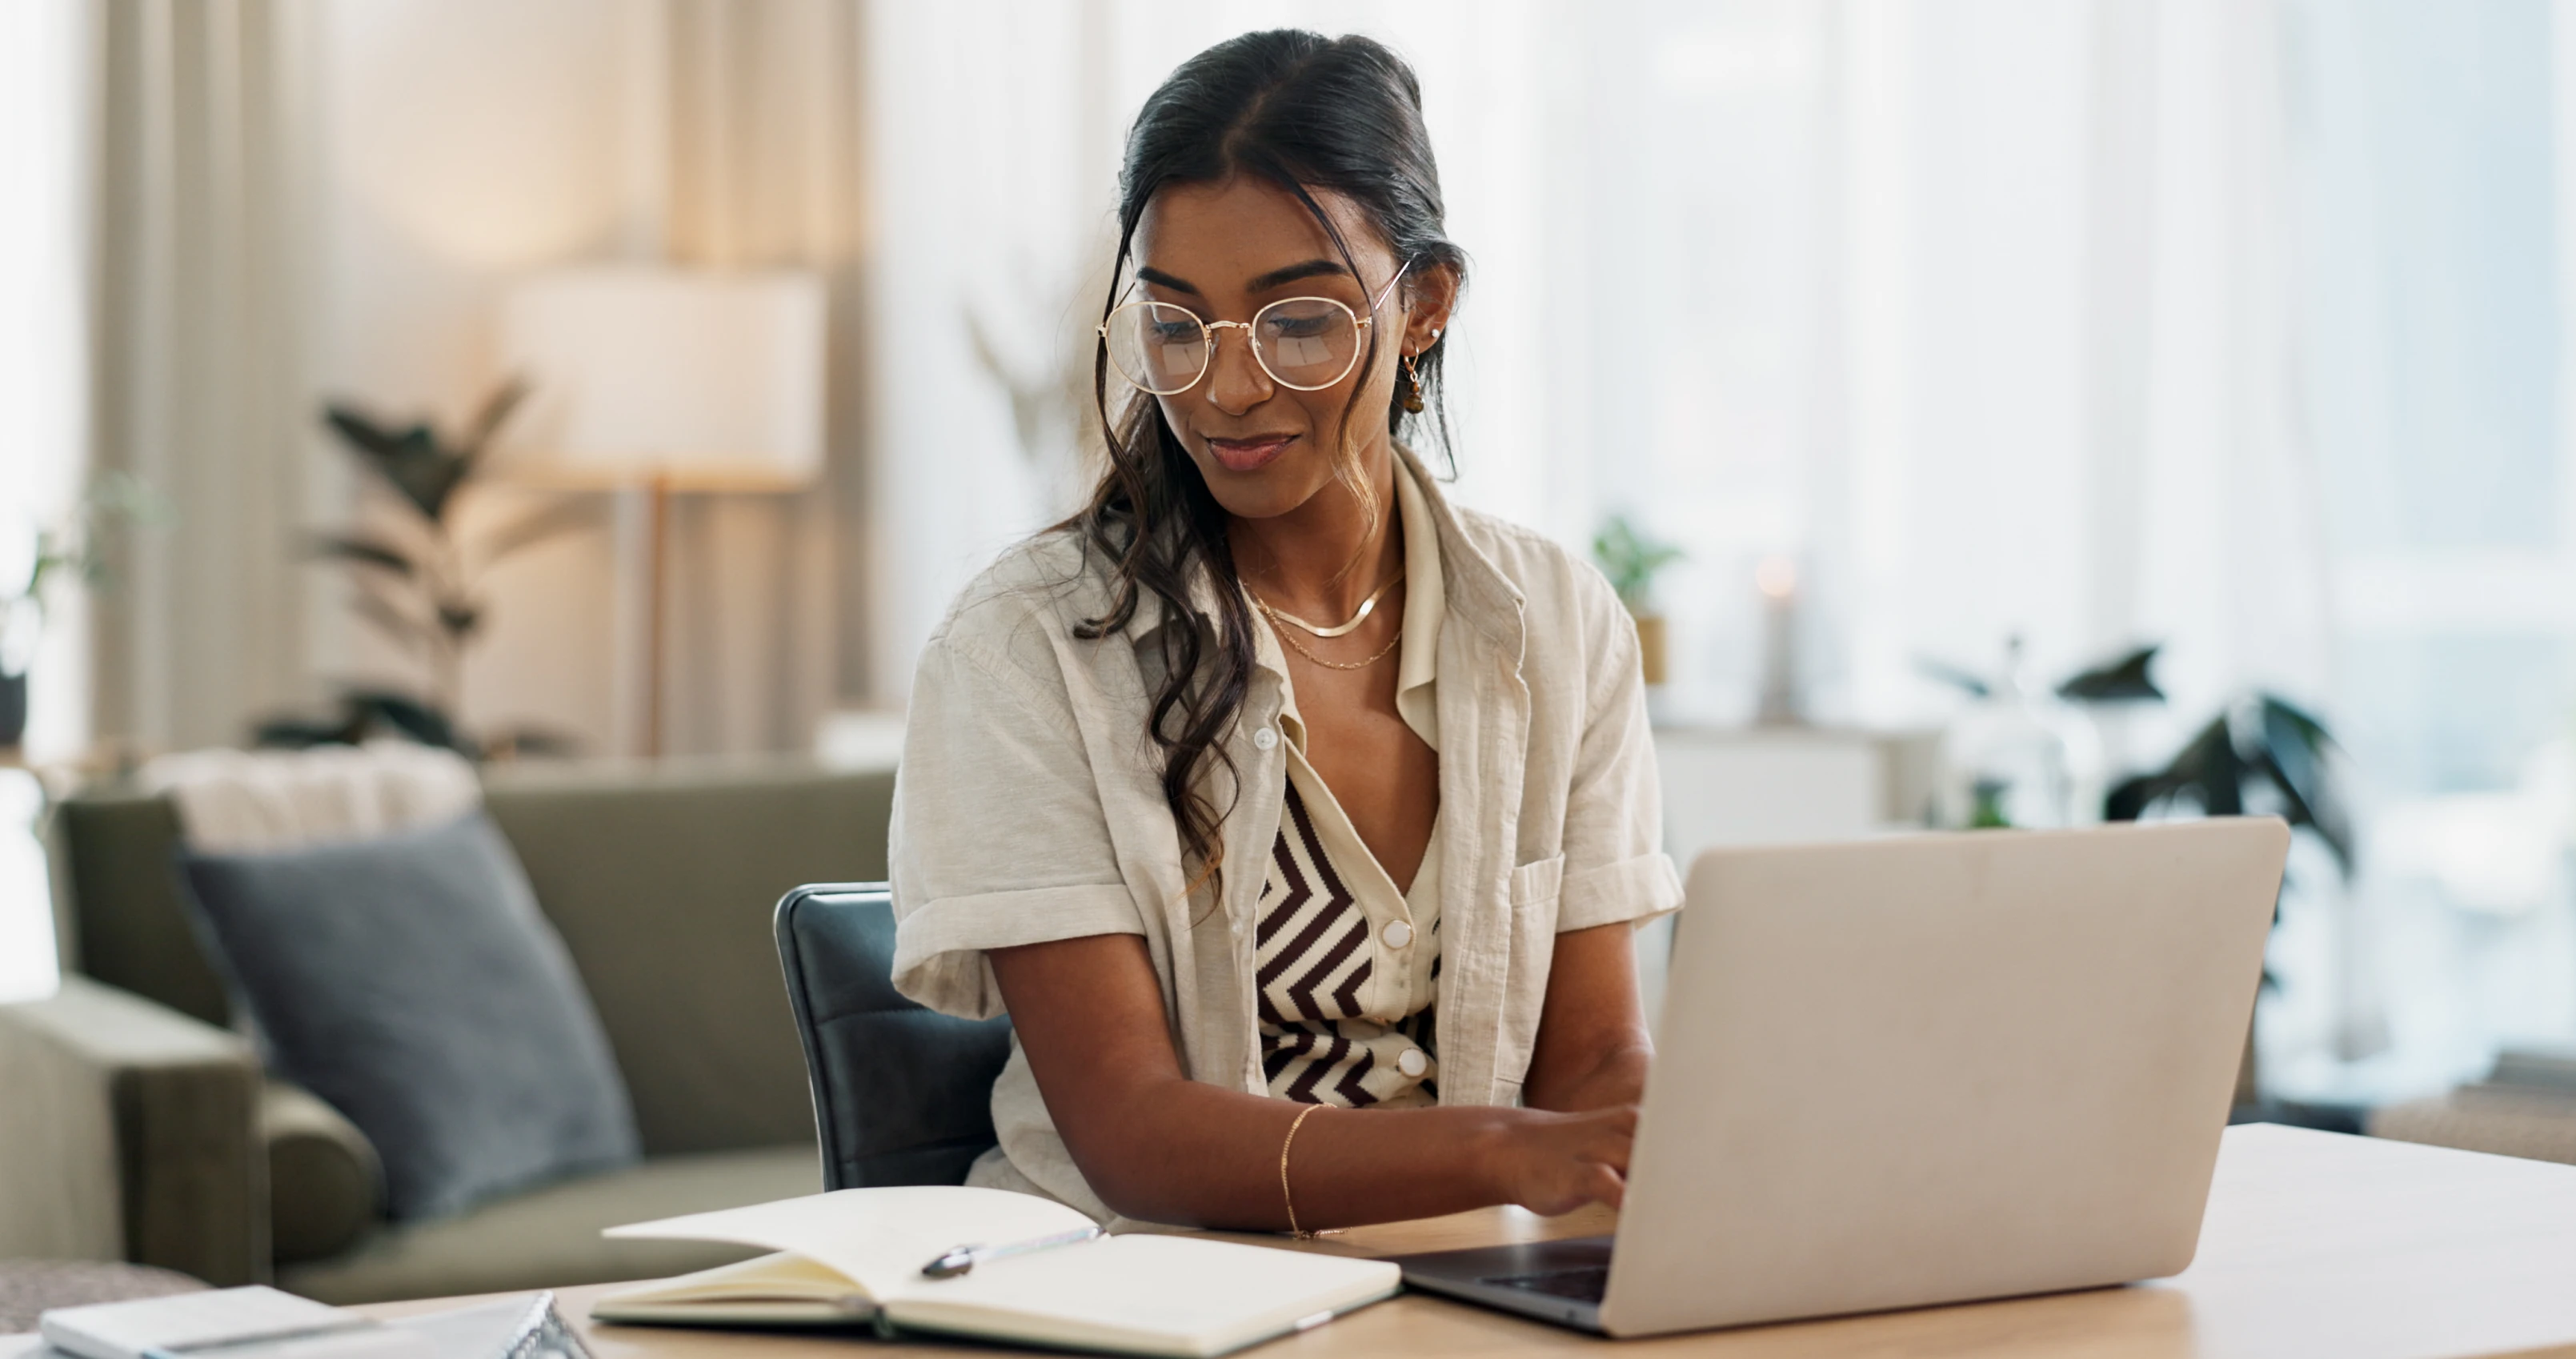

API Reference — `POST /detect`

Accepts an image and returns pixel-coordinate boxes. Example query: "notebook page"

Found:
[604,1186,1096,1301]
[883,1233,1401,1357]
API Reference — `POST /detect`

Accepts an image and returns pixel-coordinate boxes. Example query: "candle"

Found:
[1755,555,1801,726]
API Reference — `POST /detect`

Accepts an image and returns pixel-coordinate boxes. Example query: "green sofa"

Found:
[0,759,894,1304]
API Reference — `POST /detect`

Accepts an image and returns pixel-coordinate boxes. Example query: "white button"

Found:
[1252,727,1279,751]
[1381,919,1414,949]
[1396,1048,1430,1079]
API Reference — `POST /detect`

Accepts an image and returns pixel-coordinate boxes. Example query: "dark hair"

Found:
[1063,30,1468,904]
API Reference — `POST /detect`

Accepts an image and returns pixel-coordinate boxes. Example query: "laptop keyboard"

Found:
[1480,1265,1610,1305]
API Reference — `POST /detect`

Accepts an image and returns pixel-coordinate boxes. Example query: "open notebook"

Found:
[593,1186,1400,1358]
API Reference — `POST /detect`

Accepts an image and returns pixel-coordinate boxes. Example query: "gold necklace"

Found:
[1256,597,1404,671]
[1250,569,1404,638]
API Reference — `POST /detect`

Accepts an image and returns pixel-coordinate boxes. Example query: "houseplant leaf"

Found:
[2253,695,2354,872]
[475,497,602,567]
[344,688,468,753]
[306,533,417,578]
[455,377,531,462]
[351,591,431,657]
[323,403,472,523]
[2057,644,2165,703]
[1914,654,1992,700]
[2104,716,2244,820]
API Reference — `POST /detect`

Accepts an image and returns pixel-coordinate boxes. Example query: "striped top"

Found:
[1255,463,1447,1108]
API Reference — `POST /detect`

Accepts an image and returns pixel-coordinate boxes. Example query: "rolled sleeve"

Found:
[1556,585,1686,934]
[889,631,1144,1020]
[1557,852,1684,932]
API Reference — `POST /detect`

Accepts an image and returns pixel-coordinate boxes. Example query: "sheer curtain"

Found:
[651,0,857,752]
[0,0,90,1005]
[88,0,317,755]
[858,0,2330,728]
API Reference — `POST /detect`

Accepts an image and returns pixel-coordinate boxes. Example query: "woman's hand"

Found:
[992,932,1639,1230]
[1482,1105,1637,1216]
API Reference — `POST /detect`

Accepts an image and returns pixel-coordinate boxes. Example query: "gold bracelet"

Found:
[1279,1104,1323,1239]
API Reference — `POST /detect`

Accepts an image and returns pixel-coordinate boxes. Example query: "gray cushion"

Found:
[180,813,640,1221]
[277,1145,819,1305]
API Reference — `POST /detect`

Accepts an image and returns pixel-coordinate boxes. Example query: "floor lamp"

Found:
[497,267,826,757]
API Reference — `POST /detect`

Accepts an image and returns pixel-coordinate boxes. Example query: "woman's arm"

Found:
[989,933,1633,1230]
[1522,922,1655,1112]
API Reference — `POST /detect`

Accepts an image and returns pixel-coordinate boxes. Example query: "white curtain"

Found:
[652,0,858,752]
[89,0,318,755]
[855,0,2330,720]
[1825,0,2330,733]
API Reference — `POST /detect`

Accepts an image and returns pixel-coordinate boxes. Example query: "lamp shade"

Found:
[496,267,826,488]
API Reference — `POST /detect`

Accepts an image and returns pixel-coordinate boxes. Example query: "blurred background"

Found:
[6,0,2576,1275]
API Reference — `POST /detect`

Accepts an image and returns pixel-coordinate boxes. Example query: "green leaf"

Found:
[2253,695,2354,874]
[351,591,430,655]
[1591,514,1683,609]
[343,689,467,753]
[2057,644,2165,703]
[457,377,531,462]
[475,496,601,567]
[2105,716,2241,819]
[1915,654,1993,700]
[436,600,482,639]
[306,533,417,577]
[252,716,363,748]
[323,403,472,522]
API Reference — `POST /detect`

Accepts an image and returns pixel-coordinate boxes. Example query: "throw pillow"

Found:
[180,812,641,1220]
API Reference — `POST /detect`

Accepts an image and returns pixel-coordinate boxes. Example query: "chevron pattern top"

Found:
[1251,458,1448,1109]
[1256,778,1442,1108]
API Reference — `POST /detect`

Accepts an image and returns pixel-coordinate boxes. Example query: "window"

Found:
[0,0,86,1003]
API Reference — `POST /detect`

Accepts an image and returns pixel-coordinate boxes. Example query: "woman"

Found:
[890,30,1680,1233]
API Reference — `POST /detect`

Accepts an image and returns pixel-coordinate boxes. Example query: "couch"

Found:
[0,759,894,1304]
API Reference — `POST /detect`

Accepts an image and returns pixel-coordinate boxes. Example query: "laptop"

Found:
[1392,818,2288,1337]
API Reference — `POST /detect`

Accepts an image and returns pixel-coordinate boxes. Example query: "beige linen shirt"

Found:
[888,446,1684,1224]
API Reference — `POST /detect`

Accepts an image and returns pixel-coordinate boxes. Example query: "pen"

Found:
[920,1225,1104,1278]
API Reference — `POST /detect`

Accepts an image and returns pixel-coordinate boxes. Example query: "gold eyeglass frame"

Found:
[1099,266,1411,396]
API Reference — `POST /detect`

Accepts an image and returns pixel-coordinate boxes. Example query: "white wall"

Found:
[311,0,647,754]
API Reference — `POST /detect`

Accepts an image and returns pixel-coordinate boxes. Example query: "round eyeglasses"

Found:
[1100,267,1409,396]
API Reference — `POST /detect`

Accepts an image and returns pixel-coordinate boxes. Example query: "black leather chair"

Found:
[773,883,1016,1189]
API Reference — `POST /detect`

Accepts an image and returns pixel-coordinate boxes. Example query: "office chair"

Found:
[773,883,1016,1189]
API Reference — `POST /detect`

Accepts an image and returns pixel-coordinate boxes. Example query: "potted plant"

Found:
[0,473,162,749]
[1917,639,2161,828]
[262,380,590,758]
[1593,515,1684,687]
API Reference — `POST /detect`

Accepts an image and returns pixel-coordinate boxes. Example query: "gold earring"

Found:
[1402,353,1425,414]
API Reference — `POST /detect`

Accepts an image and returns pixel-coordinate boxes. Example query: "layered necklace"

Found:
[1252,568,1404,671]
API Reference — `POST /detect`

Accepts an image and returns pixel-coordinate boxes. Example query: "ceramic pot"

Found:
[1633,612,1668,688]
[0,668,24,748]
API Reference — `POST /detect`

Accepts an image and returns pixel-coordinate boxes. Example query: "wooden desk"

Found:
[362,1124,2576,1358]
